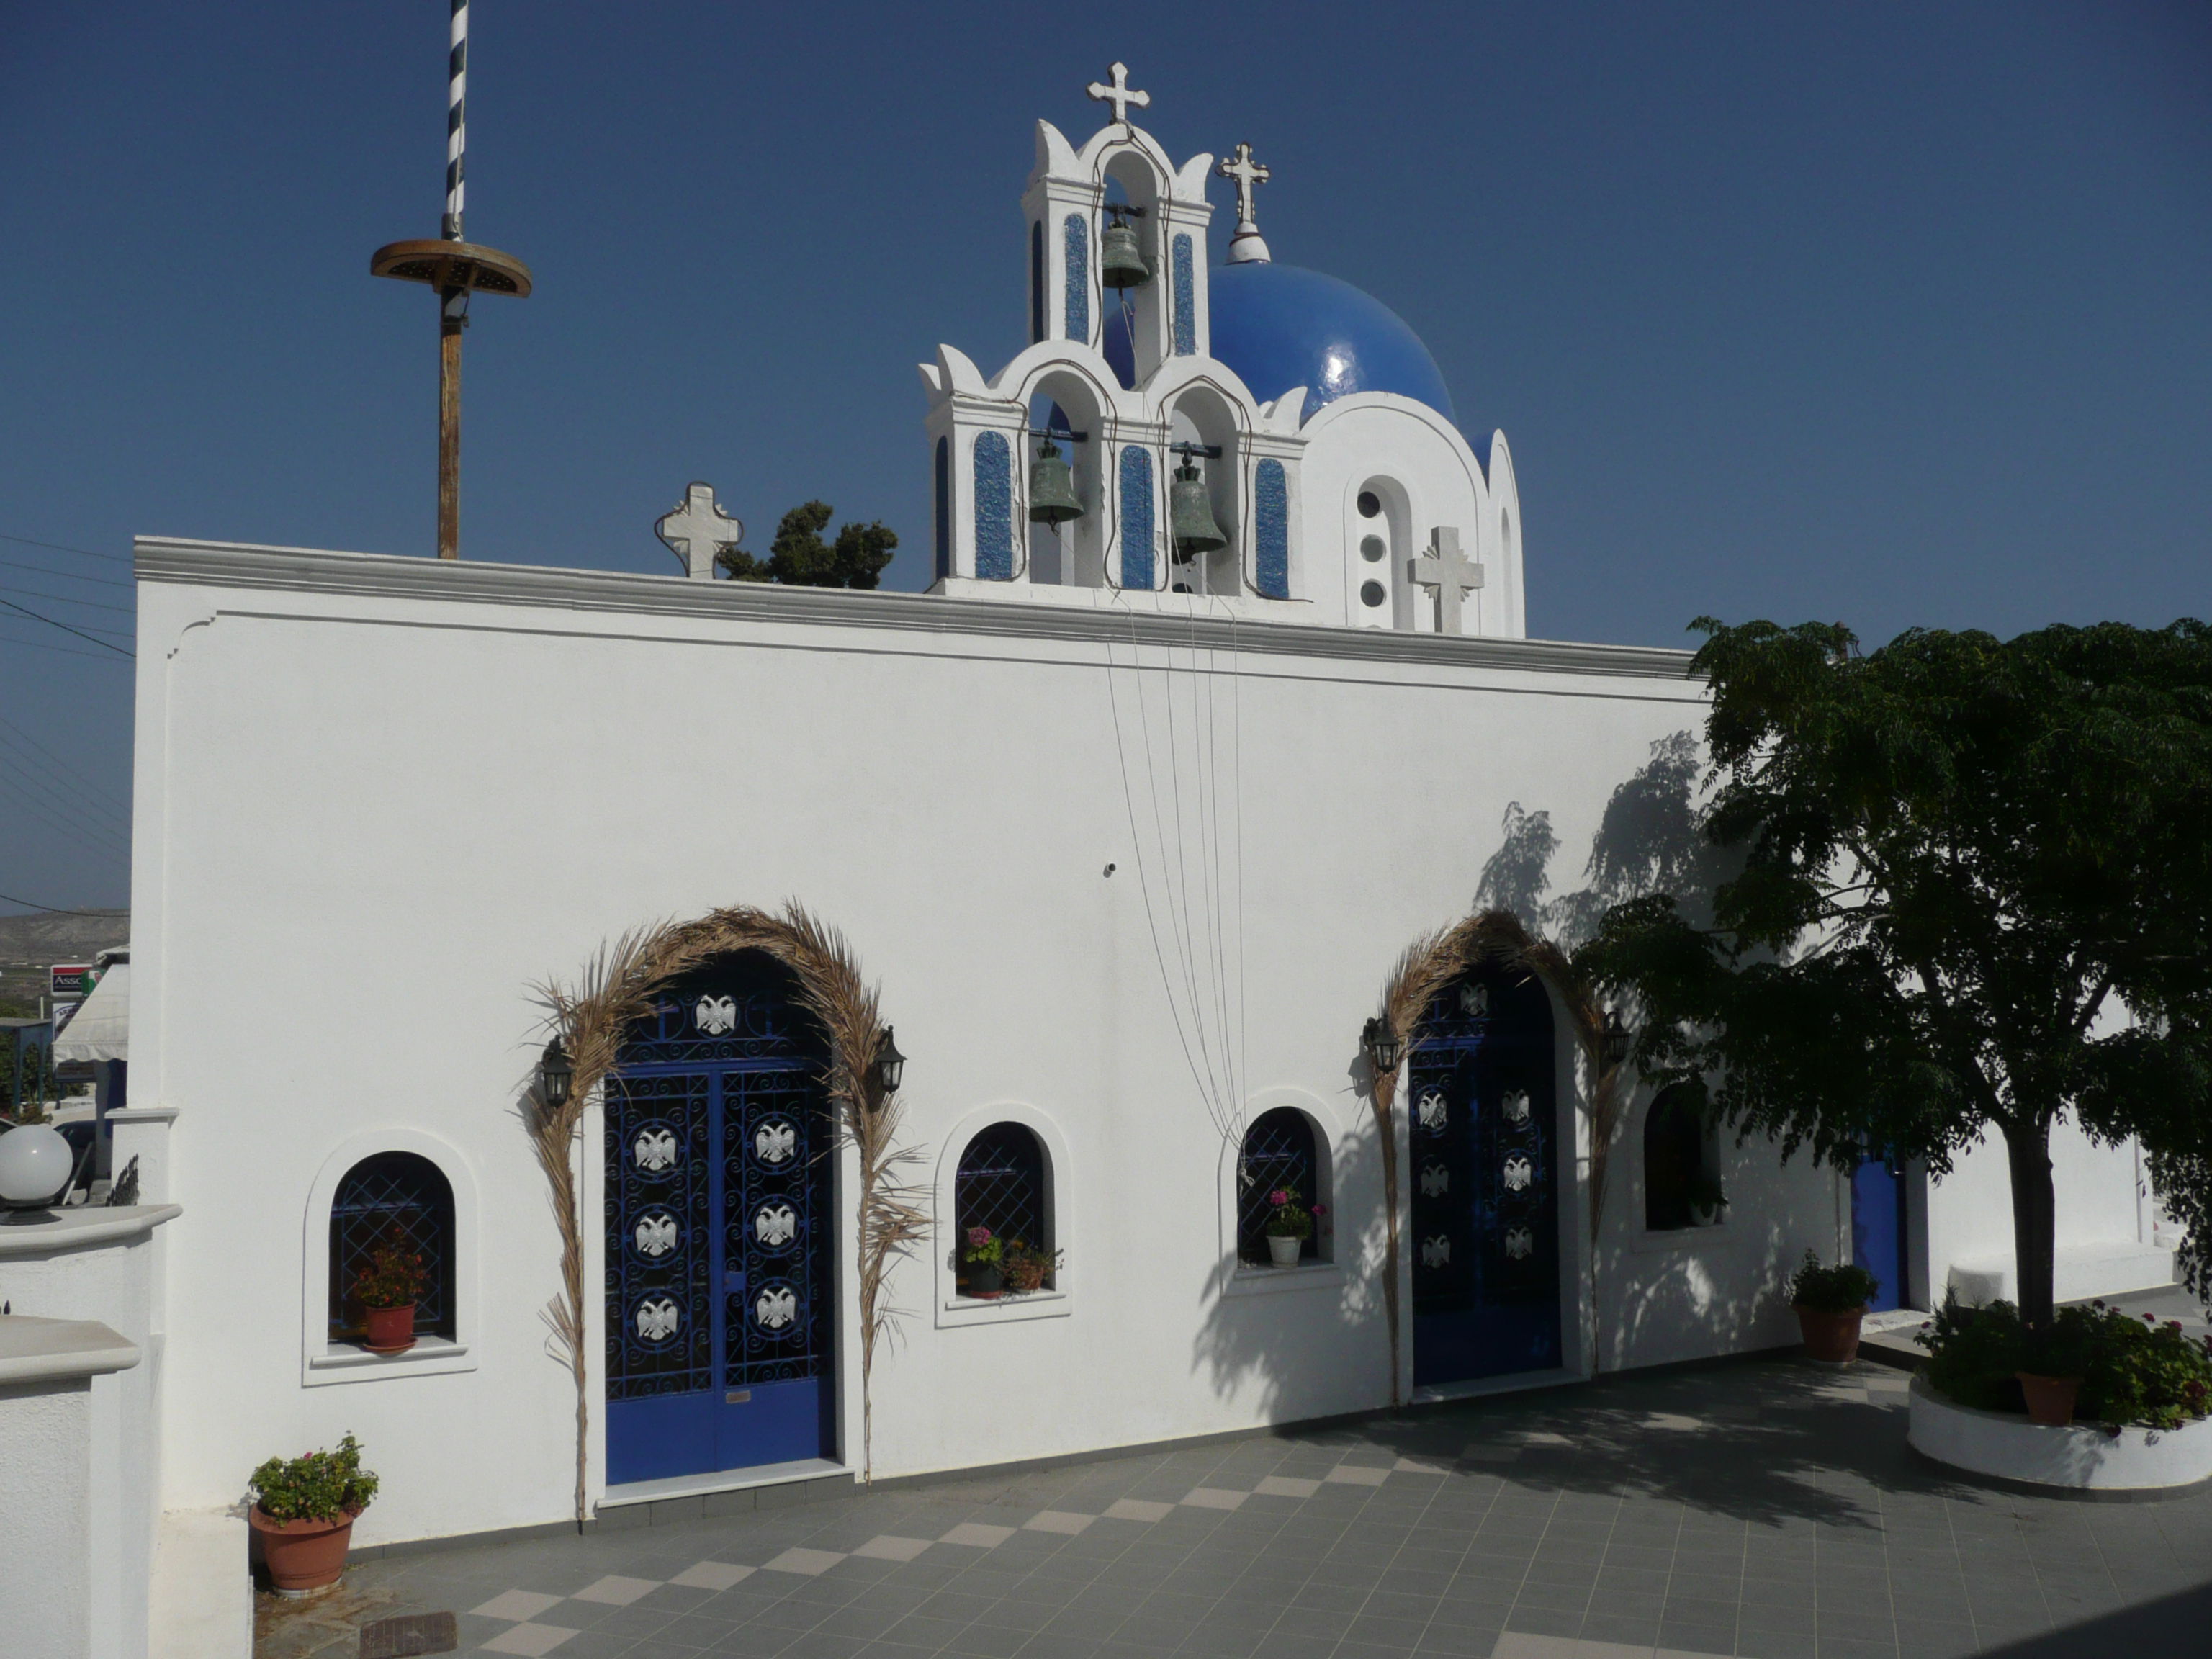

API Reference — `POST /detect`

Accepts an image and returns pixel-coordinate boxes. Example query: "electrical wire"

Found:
[0,891,122,916]
[0,531,130,565]
[0,597,132,657]
[0,714,132,819]
[0,557,134,590]
[1,582,136,619]
[0,751,130,846]
[0,629,134,666]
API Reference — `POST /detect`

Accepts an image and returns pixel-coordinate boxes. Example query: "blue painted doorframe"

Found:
[603,956,835,1487]
[1851,1154,1907,1313]
[1409,968,1563,1388]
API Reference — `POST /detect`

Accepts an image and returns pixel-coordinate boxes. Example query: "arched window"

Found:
[1644,1086,1721,1231]
[328,1151,456,1343]
[955,1123,1051,1292]
[1237,1107,1321,1264]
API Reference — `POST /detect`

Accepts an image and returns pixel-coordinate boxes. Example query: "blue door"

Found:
[1852,1154,1907,1313]
[604,954,835,1485]
[1410,968,1563,1387]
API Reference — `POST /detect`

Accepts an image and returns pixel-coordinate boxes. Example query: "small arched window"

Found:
[329,1151,456,1342]
[1238,1107,1322,1264]
[1644,1086,1721,1231]
[934,436,950,581]
[955,1123,1050,1291]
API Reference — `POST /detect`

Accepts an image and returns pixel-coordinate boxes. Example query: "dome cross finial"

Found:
[1219,142,1272,264]
[1087,62,1150,127]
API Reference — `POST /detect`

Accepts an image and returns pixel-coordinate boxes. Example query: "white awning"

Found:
[53,962,127,1064]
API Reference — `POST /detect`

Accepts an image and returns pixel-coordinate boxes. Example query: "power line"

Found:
[0,771,130,856]
[0,531,130,566]
[1,582,136,618]
[0,597,133,657]
[0,629,134,666]
[0,890,125,917]
[0,714,132,817]
[0,732,131,837]
[0,557,134,590]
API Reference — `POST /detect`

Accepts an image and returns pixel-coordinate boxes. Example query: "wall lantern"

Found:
[1601,1010,1631,1068]
[539,1036,575,1109]
[1361,1016,1403,1076]
[871,1027,906,1095]
[0,1123,78,1226]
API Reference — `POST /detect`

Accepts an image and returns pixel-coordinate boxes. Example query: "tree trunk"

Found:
[2002,1118,2058,1327]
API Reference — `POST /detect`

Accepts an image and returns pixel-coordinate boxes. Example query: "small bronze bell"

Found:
[1100,214,1150,290]
[1027,437,1084,526]
[1168,457,1228,557]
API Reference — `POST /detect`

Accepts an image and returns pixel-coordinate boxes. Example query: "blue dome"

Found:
[1209,261,1455,423]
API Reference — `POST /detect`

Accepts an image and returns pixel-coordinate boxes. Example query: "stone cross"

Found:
[1217,143,1269,230]
[655,482,745,580]
[1087,62,1150,126]
[1408,526,1483,635]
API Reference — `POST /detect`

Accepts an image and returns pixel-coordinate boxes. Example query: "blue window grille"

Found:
[955,1123,1048,1287]
[1119,445,1154,590]
[1238,1107,1318,1262]
[328,1151,455,1342]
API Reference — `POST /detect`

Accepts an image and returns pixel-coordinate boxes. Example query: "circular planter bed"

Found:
[1907,1375,2212,1493]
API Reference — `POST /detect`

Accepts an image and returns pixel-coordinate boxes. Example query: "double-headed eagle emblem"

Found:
[634,1296,681,1342]
[1421,1234,1452,1269]
[1420,1161,1450,1197]
[1503,1090,1531,1125]
[755,1285,798,1330]
[755,1120,796,1164]
[1504,1226,1534,1261]
[1502,1155,1534,1192]
[1416,1090,1448,1131]
[755,1202,797,1247]
[633,1128,678,1172]
[695,994,738,1035]
[634,1213,678,1256]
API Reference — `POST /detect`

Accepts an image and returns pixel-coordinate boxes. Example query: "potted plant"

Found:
[1002,1238,1062,1295]
[1786,1250,1879,1363]
[1688,1177,1727,1228]
[961,1226,1004,1297]
[2015,1315,2092,1426]
[1262,1186,1326,1267]
[350,1231,427,1354]
[247,1432,379,1593]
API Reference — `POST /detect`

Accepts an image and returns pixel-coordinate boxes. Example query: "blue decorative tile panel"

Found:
[1064,215,1090,343]
[1172,233,1196,355]
[1119,445,1154,591]
[1255,459,1289,598]
[974,430,1015,580]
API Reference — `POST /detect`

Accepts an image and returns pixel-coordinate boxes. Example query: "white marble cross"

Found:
[655,482,745,580]
[1408,526,1483,634]
[1218,143,1269,230]
[1087,62,1150,126]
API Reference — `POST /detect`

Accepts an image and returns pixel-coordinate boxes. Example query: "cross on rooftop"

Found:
[1408,526,1483,635]
[1087,62,1150,126]
[656,482,745,581]
[1218,143,1270,230]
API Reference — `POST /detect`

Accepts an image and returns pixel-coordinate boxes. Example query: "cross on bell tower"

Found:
[1086,62,1150,127]
[1408,526,1483,635]
[1218,142,1272,264]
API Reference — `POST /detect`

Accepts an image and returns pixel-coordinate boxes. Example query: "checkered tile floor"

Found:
[336,1344,2212,1659]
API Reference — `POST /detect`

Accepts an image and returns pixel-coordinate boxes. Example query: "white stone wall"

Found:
[0,1380,93,1658]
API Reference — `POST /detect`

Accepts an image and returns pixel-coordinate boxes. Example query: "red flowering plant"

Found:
[1263,1185,1326,1241]
[349,1229,426,1311]
[960,1226,1002,1267]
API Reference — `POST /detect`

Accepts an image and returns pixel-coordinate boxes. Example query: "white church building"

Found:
[0,68,2178,1656]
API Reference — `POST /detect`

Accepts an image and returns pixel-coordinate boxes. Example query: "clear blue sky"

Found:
[3,3,2208,914]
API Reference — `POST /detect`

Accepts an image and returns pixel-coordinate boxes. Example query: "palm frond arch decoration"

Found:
[529,901,928,1520]
[1367,909,1627,1404]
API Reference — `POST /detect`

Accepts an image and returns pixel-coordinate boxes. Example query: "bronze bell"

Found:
[1167,457,1228,557]
[1100,215,1150,290]
[1027,436,1083,526]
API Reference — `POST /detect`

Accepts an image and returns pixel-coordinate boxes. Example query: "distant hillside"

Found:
[0,910,130,1010]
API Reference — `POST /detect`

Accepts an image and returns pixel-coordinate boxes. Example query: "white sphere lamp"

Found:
[0,1125,76,1223]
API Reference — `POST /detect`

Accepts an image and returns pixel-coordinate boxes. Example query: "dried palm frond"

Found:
[532,902,925,1519]
[1369,909,1626,1403]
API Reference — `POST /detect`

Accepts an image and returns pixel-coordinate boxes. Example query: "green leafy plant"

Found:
[1263,1184,1327,1241]
[960,1226,1002,1267]
[247,1433,379,1523]
[350,1231,426,1310]
[1922,1297,2212,1427]
[1001,1238,1062,1291]
[1787,1250,1879,1312]
[716,501,898,588]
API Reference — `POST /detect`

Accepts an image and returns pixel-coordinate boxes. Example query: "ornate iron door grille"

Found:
[1408,968,1561,1385]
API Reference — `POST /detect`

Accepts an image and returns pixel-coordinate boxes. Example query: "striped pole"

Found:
[441,0,467,240]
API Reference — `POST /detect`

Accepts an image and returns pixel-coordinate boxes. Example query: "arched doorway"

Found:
[1408,964,1562,1386]
[603,950,835,1484]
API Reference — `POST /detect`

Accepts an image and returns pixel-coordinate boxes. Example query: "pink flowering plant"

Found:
[960,1226,1002,1267]
[1263,1184,1327,1241]
[1921,1295,2212,1428]
[247,1432,379,1523]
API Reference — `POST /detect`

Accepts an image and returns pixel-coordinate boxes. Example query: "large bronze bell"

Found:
[1168,457,1228,557]
[1100,215,1150,290]
[1027,437,1083,526]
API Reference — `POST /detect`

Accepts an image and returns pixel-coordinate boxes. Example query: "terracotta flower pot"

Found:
[1004,1259,1048,1294]
[1267,1234,1303,1267]
[2015,1372,2083,1427]
[1794,1303,1865,1364]
[361,1303,417,1354]
[250,1507,356,1593]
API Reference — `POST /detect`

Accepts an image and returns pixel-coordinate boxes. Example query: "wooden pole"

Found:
[438,287,464,560]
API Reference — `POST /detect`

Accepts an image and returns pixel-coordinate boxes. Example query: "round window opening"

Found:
[1360,580,1387,608]
[1357,490,1382,519]
[1359,535,1385,562]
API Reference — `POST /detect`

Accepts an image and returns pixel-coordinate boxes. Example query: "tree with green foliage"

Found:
[716,501,897,589]
[1580,617,2212,1328]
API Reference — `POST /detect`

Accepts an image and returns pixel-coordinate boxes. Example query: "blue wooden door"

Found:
[1852,1155,1906,1313]
[604,957,835,1485]
[1410,968,1563,1387]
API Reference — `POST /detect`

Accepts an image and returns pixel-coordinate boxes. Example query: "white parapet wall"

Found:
[1907,1375,2212,1492]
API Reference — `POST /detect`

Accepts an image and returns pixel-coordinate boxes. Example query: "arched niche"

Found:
[1019,365,1115,589]
[1165,382,1246,598]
